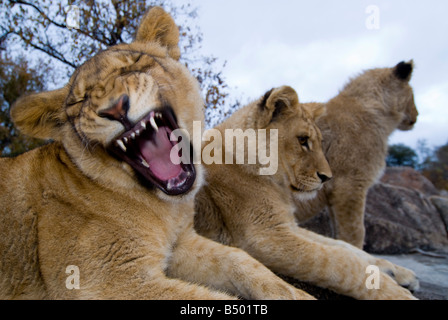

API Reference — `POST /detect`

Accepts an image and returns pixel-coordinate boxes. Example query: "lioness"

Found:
[294,61,419,248]
[0,7,312,300]
[195,86,418,299]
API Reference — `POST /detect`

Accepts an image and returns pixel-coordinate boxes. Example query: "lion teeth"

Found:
[141,158,150,168]
[123,137,128,143]
[150,116,159,132]
[131,133,136,139]
[141,121,146,129]
[117,139,127,152]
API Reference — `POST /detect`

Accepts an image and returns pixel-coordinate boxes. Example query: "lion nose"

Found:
[98,94,133,130]
[317,172,332,183]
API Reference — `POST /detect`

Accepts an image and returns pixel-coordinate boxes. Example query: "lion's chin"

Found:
[292,190,318,202]
[290,184,319,202]
[398,123,415,131]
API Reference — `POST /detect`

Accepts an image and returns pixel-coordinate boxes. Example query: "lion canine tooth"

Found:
[117,139,127,152]
[141,121,146,129]
[149,116,159,132]
[141,158,150,168]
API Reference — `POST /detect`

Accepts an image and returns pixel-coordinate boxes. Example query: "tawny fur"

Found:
[0,7,312,300]
[293,62,419,248]
[194,86,418,300]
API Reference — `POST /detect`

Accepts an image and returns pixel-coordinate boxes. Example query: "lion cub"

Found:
[294,62,419,248]
[195,86,418,300]
[0,7,312,300]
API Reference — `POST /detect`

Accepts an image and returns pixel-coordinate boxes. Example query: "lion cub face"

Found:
[258,87,332,201]
[344,60,418,132]
[67,51,201,196]
[11,7,204,197]
[392,61,419,131]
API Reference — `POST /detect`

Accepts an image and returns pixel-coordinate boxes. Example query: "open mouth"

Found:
[290,185,319,201]
[107,106,196,196]
[290,185,318,194]
[398,121,415,131]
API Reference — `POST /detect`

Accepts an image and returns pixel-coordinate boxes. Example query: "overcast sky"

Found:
[180,0,448,151]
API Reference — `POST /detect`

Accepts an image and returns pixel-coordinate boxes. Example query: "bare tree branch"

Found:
[10,31,77,68]
[10,0,66,29]
[10,0,111,47]
[110,0,125,45]
[0,30,11,50]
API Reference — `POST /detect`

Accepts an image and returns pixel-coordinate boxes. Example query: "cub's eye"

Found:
[66,93,88,107]
[298,136,309,149]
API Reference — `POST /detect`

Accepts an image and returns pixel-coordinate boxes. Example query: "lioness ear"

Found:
[259,86,299,124]
[302,103,326,120]
[10,87,68,140]
[135,6,181,60]
[394,60,414,82]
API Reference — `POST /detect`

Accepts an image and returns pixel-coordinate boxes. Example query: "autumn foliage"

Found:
[0,0,235,155]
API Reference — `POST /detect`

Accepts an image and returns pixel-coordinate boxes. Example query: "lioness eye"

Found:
[298,136,309,148]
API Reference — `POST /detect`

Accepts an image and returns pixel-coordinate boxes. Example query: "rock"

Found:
[279,274,353,300]
[284,252,448,300]
[430,196,448,233]
[299,207,334,239]
[380,167,440,196]
[295,167,448,299]
[301,167,448,254]
[375,253,448,300]
[364,183,448,254]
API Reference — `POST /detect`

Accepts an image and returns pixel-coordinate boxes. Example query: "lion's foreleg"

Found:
[167,228,314,300]
[243,225,416,300]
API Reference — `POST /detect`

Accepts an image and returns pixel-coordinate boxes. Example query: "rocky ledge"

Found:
[296,166,448,300]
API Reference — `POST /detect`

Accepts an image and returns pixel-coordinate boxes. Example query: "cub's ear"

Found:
[134,6,180,60]
[258,86,299,125]
[394,60,414,81]
[10,87,68,140]
[302,103,326,120]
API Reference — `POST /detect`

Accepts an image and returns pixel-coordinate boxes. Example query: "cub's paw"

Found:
[392,264,420,292]
[375,258,419,292]
[378,275,418,300]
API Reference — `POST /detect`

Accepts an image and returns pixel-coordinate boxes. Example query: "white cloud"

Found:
[192,0,448,149]
[225,25,405,102]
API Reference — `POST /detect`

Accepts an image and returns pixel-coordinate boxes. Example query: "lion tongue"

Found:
[138,126,181,181]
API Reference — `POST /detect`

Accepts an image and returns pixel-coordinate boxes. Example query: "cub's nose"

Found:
[98,94,133,130]
[317,172,332,183]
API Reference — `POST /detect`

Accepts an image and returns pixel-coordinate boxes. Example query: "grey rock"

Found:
[380,167,440,196]
[296,167,448,299]
[364,183,448,254]
[301,168,448,254]
[430,196,448,233]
